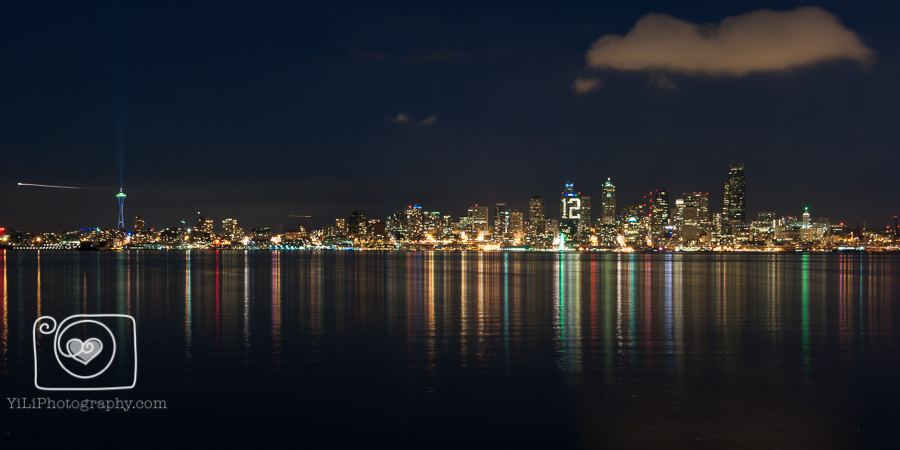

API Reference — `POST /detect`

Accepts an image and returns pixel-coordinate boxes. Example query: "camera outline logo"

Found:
[32,314,138,391]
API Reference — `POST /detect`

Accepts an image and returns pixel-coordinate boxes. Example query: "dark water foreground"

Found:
[1,250,898,449]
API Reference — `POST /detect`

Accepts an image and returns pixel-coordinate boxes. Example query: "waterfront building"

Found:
[495,203,510,236]
[528,195,546,237]
[560,182,582,244]
[509,209,524,240]
[468,205,489,235]
[722,163,746,235]
[349,211,368,238]
[601,178,616,225]
[134,216,146,233]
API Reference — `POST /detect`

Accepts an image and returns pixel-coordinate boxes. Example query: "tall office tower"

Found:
[388,206,424,240]
[349,211,368,237]
[722,164,746,235]
[673,199,685,234]
[423,211,442,238]
[650,190,669,232]
[601,178,617,224]
[560,182,582,242]
[509,210,524,240]
[468,205,489,234]
[495,203,510,236]
[622,204,646,247]
[529,195,546,236]
[405,206,424,240]
[134,216,146,233]
[579,196,592,238]
[681,192,709,244]
[335,218,346,235]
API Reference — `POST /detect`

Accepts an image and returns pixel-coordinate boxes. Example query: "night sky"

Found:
[2,1,898,232]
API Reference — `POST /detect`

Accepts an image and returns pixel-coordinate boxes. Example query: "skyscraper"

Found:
[722,164,746,235]
[559,182,582,243]
[495,202,510,236]
[349,211,368,238]
[650,190,669,230]
[509,210,524,240]
[579,196,592,241]
[601,178,616,224]
[468,205,489,234]
[681,192,709,244]
[528,195,546,236]
[223,218,243,241]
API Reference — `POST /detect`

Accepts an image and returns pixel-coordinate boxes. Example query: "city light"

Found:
[3,164,897,252]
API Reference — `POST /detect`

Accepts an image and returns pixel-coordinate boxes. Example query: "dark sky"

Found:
[2,1,898,232]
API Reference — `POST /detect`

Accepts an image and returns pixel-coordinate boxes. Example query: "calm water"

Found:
[2,250,899,448]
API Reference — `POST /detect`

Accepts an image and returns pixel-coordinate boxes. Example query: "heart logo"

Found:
[66,338,104,365]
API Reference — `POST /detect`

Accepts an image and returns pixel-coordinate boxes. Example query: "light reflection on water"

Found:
[0,250,898,448]
[1,250,6,374]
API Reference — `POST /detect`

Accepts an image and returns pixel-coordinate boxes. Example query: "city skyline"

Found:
[4,164,898,252]
[3,165,899,234]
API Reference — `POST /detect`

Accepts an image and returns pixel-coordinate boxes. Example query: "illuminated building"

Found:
[423,211,442,238]
[579,196,592,242]
[509,210,524,240]
[597,223,617,247]
[442,215,453,237]
[468,205,489,234]
[223,218,243,241]
[722,163,746,235]
[601,178,616,224]
[335,218,346,235]
[195,216,214,235]
[495,202,509,236]
[528,195,546,236]
[622,204,645,248]
[754,212,776,241]
[649,190,669,241]
[389,206,425,240]
[134,216,146,233]
[249,227,271,247]
[673,199,684,234]
[559,182,582,244]
[369,220,386,237]
[799,207,827,243]
[681,192,709,245]
[349,211,368,237]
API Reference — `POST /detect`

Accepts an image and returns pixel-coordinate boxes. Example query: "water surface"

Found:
[2,250,898,448]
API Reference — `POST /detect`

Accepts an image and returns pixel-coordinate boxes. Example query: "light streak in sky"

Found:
[17,183,113,190]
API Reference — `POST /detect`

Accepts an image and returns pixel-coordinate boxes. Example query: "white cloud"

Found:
[582,7,872,78]
[572,77,603,94]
